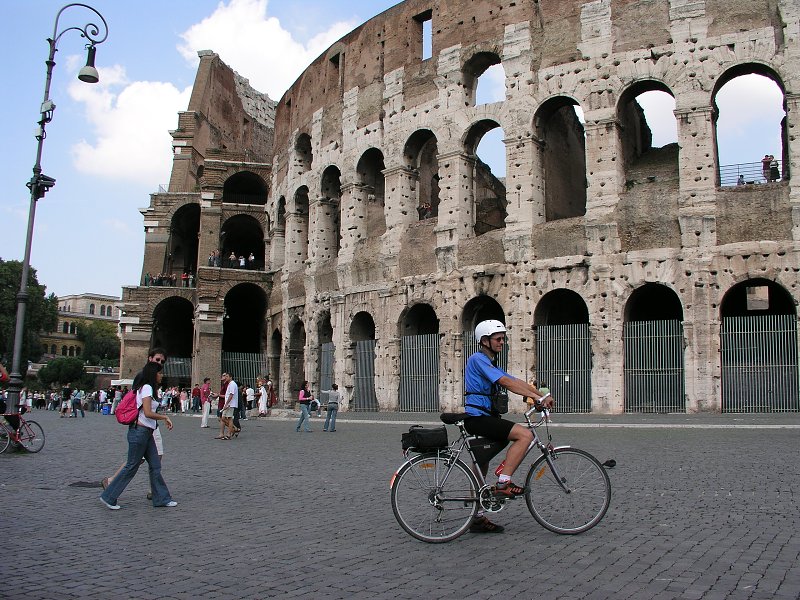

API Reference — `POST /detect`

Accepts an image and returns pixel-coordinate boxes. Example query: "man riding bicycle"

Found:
[463,320,554,533]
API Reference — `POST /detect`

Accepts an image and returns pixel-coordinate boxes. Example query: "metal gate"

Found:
[399,334,440,411]
[535,324,592,412]
[721,314,799,412]
[222,352,268,387]
[351,339,377,411]
[462,331,508,407]
[319,342,335,404]
[624,320,685,413]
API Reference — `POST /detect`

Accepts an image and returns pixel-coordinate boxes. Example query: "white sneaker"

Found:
[100,497,120,510]
[164,501,178,507]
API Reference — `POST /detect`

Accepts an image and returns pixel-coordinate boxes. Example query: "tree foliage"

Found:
[0,258,58,365]
[76,319,120,364]
[37,357,85,387]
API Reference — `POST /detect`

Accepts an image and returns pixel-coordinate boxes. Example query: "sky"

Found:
[0,0,785,300]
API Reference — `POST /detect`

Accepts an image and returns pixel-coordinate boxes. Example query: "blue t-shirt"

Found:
[464,351,509,416]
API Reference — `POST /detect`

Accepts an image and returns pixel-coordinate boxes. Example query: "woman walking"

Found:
[295,380,313,432]
[100,361,177,510]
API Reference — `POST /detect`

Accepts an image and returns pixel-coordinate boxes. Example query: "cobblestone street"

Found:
[3,409,800,599]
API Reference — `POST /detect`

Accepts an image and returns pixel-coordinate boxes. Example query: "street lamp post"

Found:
[5,4,109,413]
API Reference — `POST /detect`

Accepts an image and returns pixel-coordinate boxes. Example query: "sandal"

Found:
[493,481,526,498]
[469,516,505,533]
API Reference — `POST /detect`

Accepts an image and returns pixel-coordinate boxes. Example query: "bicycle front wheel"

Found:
[390,453,478,543]
[0,424,10,454]
[19,421,45,453]
[525,447,610,534]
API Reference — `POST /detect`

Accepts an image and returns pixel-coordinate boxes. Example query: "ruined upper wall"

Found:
[273,0,795,179]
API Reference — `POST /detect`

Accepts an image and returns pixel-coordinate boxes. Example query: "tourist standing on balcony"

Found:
[762,154,771,181]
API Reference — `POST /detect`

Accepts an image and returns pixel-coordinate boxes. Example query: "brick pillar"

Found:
[435,150,475,272]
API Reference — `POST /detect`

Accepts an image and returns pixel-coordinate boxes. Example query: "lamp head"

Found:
[77,45,99,83]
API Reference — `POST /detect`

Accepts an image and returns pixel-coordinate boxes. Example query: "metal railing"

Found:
[719,160,783,187]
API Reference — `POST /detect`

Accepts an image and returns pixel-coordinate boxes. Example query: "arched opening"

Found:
[165,203,201,278]
[623,283,684,413]
[152,296,194,387]
[535,97,587,221]
[461,296,507,373]
[399,303,440,411]
[534,290,591,412]
[356,148,387,238]
[318,313,335,396]
[62,322,69,334]
[404,130,440,220]
[68,346,75,357]
[220,214,264,270]
[89,304,95,315]
[50,344,56,355]
[350,312,377,411]
[713,67,787,186]
[318,166,342,262]
[70,323,77,335]
[720,278,798,412]
[288,319,306,398]
[222,283,267,353]
[222,171,268,205]
[465,120,507,236]
[463,52,504,106]
[295,133,312,173]
[289,186,310,270]
[61,346,67,356]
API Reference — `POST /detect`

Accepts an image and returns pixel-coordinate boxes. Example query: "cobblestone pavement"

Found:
[3,409,800,599]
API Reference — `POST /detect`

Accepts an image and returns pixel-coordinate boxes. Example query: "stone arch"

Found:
[356,148,387,238]
[151,296,194,358]
[166,202,201,277]
[616,80,677,169]
[349,311,377,411]
[534,96,587,221]
[398,302,439,337]
[623,283,685,413]
[220,214,264,270]
[295,133,313,173]
[464,119,507,236]
[223,171,268,205]
[712,63,789,185]
[404,129,440,220]
[720,278,795,318]
[222,283,268,353]
[463,51,502,106]
[317,165,342,262]
[398,302,440,411]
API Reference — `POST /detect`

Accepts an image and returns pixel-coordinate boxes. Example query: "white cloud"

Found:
[636,90,677,147]
[715,74,784,134]
[177,0,357,99]
[68,66,191,185]
[476,64,506,105]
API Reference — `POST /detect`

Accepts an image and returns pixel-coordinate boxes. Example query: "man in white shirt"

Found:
[219,373,239,439]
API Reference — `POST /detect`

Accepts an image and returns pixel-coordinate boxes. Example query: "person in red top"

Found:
[200,377,212,428]
[0,363,8,385]
[191,384,201,413]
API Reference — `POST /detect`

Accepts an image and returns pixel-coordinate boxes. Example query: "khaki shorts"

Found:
[221,407,235,419]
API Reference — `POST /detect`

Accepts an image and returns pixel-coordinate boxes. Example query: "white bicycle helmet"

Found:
[474,319,506,343]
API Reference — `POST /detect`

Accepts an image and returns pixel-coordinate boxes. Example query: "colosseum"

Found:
[118,0,800,414]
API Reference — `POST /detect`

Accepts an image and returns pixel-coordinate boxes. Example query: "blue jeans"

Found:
[100,425,172,506]
[324,405,338,431]
[296,404,311,431]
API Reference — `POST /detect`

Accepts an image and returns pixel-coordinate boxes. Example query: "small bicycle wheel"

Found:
[0,424,10,454]
[525,447,610,534]
[390,453,478,543]
[19,421,45,453]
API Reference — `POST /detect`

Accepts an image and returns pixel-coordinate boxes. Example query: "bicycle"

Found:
[1,407,46,454]
[390,401,611,543]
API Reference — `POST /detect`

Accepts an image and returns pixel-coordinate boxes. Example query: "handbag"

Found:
[401,425,448,452]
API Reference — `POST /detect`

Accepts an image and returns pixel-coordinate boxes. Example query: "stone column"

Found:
[583,118,624,256]
[270,228,285,270]
[338,182,369,262]
[675,105,718,248]
[192,303,223,384]
[784,94,800,239]
[310,197,340,265]
[435,151,476,272]
[381,166,418,268]
[503,134,544,263]
[284,211,308,272]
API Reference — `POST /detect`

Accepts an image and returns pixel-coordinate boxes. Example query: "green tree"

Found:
[0,258,58,366]
[76,319,120,365]
[37,357,85,387]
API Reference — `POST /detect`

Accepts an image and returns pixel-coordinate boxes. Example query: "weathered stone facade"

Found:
[120,0,800,414]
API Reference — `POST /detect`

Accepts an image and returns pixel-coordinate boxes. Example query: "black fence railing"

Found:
[720,160,784,187]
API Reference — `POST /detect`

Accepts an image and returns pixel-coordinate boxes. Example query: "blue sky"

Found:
[0,0,784,299]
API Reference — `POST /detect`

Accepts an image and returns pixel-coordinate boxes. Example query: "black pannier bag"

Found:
[401,425,448,451]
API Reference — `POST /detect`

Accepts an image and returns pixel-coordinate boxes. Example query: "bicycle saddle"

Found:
[440,413,468,424]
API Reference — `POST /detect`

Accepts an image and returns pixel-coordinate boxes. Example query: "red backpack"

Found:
[115,390,141,425]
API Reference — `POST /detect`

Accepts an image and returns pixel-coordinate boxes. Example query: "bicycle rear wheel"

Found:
[525,447,610,534]
[19,421,45,453]
[0,424,10,454]
[390,453,478,543]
